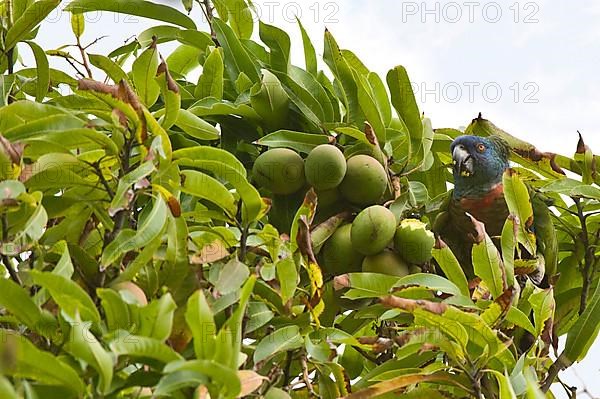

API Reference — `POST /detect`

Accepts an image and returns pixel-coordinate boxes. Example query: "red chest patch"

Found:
[459,184,505,220]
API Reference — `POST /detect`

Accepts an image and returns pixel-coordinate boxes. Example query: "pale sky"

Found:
[27,0,600,397]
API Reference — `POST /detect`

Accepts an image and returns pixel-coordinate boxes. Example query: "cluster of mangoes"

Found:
[252,144,436,276]
[319,208,435,276]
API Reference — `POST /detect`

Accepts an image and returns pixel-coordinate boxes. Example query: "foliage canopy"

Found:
[0,1,599,398]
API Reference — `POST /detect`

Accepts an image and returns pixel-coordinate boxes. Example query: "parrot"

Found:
[433,135,558,285]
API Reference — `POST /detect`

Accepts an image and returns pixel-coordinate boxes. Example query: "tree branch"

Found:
[1,213,21,285]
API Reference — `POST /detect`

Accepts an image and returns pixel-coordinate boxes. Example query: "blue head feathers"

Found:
[451,135,510,198]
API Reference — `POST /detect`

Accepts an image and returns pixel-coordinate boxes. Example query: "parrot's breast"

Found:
[458,183,507,237]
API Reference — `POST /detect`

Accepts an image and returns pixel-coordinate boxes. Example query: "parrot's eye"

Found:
[476,143,486,153]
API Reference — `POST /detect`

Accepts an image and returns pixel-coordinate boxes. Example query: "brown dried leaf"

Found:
[341,372,452,399]
[0,135,25,164]
[297,215,317,264]
[380,295,448,314]
[357,337,393,353]
[333,274,350,290]
[77,78,118,96]
[238,370,267,397]
[465,213,487,244]
[576,131,587,154]
[434,236,447,250]
[364,121,379,147]
[166,196,181,217]
[192,240,230,264]
[157,56,179,94]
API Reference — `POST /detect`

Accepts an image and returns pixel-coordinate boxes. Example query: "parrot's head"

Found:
[451,135,510,198]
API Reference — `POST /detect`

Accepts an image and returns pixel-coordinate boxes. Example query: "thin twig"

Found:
[76,37,93,78]
[53,52,87,78]
[83,35,108,50]
[353,345,380,364]
[300,354,317,397]
[92,162,115,199]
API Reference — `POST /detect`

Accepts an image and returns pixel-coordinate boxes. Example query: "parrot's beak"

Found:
[453,145,474,177]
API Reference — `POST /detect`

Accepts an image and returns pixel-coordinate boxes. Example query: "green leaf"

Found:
[66,0,196,29]
[343,273,403,299]
[164,360,241,398]
[220,0,254,39]
[387,66,422,159]
[0,376,18,399]
[0,277,56,336]
[0,75,15,106]
[177,29,214,50]
[216,258,250,295]
[132,42,160,107]
[564,282,600,364]
[413,308,469,351]
[323,29,361,124]
[154,370,208,396]
[162,215,189,290]
[189,98,261,121]
[63,316,113,395]
[259,21,291,73]
[487,370,518,399]
[394,273,465,298]
[256,130,331,154]
[250,70,290,130]
[70,13,85,38]
[223,275,256,368]
[97,288,131,331]
[254,325,304,363]
[276,257,297,303]
[0,329,84,395]
[33,241,75,306]
[175,155,263,225]
[88,54,128,84]
[529,288,554,338]
[540,178,600,199]
[110,333,183,363]
[109,161,155,215]
[175,109,220,140]
[297,18,317,76]
[185,290,217,360]
[137,294,176,341]
[102,195,168,267]
[166,44,201,75]
[354,70,386,144]
[29,270,100,324]
[213,18,259,83]
[501,217,517,286]
[266,387,292,399]
[472,231,506,298]
[368,72,392,127]
[271,69,324,127]
[502,170,536,255]
[195,48,224,100]
[506,307,536,335]
[23,41,49,102]
[289,65,334,120]
[4,0,60,50]
[113,237,161,284]
[246,302,274,333]
[431,240,470,297]
[181,169,236,216]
